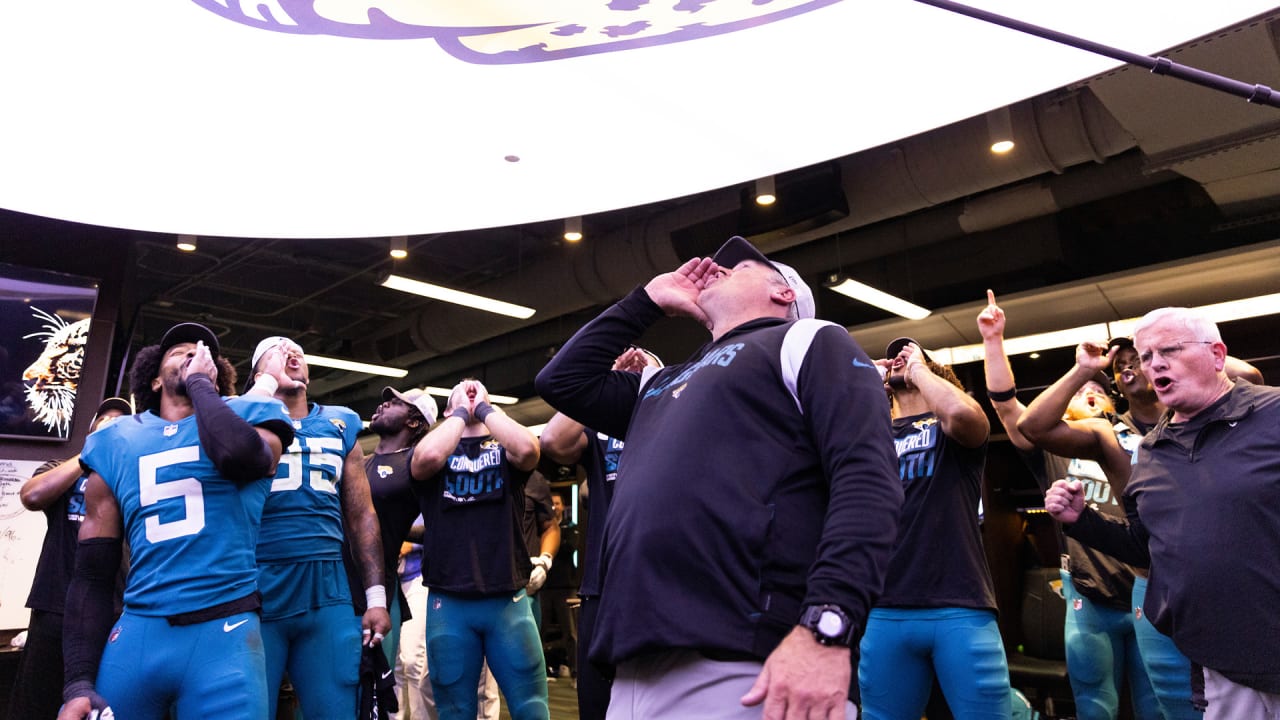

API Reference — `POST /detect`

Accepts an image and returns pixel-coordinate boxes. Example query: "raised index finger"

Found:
[986,288,996,306]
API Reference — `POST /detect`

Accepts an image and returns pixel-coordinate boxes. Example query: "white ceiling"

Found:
[1,0,1276,237]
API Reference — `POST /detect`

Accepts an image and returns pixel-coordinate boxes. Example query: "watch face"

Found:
[816,610,845,637]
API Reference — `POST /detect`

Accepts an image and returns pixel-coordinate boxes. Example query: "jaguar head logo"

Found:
[21,307,91,438]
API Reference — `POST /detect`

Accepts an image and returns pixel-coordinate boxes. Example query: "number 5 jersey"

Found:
[80,394,293,616]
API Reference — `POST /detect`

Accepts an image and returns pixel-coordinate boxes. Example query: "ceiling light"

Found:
[176,234,197,252]
[381,273,536,319]
[986,107,1015,154]
[1189,292,1280,325]
[564,217,583,242]
[304,354,407,378]
[424,386,519,405]
[389,236,408,259]
[827,277,931,320]
[755,176,777,206]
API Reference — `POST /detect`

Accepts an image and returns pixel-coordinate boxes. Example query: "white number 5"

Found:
[138,446,206,543]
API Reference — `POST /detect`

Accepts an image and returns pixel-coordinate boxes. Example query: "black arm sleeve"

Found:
[534,287,660,440]
[185,373,276,484]
[1064,493,1152,567]
[63,537,124,700]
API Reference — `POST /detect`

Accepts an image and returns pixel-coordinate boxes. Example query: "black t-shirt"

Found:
[417,435,531,595]
[521,470,555,558]
[1039,451,1136,608]
[346,446,421,618]
[546,520,578,591]
[578,430,623,597]
[879,412,996,610]
[26,459,82,614]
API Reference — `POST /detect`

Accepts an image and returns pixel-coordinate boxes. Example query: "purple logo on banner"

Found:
[189,0,839,64]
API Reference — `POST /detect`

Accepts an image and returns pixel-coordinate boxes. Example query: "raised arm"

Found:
[978,289,1033,450]
[338,444,392,645]
[901,343,989,449]
[469,381,540,472]
[534,287,658,439]
[183,342,286,483]
[410,407,468,480]
[21,457,80,511]
[1017,343,1131,486]
[540,413,589,465]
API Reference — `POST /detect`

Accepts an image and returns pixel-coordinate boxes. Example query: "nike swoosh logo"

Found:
[223,619,249,633]
[382,670,393,679]
[851,358,873,368]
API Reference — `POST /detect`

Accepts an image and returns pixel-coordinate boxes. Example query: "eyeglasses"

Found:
[1138,340,1213,367]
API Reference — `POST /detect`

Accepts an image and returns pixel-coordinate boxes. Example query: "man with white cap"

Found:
[8,397,131,720]
[536,236,902,719]
[244,336,390,719]
[365,385,437,719]
[59,322,294,720]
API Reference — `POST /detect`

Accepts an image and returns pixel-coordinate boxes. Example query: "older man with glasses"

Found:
[1045,306,1280,719]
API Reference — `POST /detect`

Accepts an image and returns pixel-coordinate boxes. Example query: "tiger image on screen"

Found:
[21,306,90,438]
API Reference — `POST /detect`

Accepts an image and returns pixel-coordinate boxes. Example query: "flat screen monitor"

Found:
[0,263,101,442]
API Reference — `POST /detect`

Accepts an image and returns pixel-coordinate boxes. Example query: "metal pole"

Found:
[914,0,1280,108]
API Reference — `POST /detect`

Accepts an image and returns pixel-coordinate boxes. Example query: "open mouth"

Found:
[1153,376,1174,391]
[1120,369,1136,384]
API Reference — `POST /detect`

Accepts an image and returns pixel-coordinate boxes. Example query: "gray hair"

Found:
[1133,307,1222,345]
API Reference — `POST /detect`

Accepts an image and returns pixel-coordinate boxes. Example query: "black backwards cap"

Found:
[885,337,932,363]
[159,322,220,358]
[93,397,133,419]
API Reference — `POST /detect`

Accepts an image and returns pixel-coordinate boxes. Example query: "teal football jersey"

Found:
[80,394,292,616]
[255,404,362,563]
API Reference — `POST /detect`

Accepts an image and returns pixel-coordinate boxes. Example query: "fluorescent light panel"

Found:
[926,292,1280,365]
[304,354,407,378]
[423,386,519,405]
[382,274,536,320]
[829,278,931,320]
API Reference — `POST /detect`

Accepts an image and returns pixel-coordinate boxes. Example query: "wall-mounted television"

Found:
[0,263,100,442]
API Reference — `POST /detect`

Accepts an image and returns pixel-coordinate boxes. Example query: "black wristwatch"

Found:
[799,604,855,647]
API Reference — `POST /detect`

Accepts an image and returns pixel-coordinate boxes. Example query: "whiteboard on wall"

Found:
[0,459,49,631]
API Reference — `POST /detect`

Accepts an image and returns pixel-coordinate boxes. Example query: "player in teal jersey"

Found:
[58,323,294,720]
[245,336,390,719]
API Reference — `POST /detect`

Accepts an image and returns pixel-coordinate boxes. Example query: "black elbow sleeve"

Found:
[63,537,123,693]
